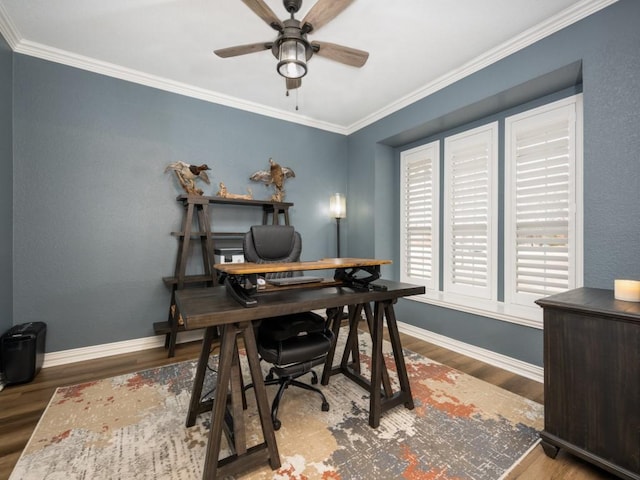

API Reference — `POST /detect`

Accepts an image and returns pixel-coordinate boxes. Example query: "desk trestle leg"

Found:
[186,327,218,428]
[384,303,414,411]
[322,300,414,428]
[188,323,281,479]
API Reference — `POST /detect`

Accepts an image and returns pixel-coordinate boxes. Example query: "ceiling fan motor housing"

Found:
[283,0,303,14]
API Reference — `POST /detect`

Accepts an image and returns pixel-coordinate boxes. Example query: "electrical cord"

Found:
[200,343,220,402]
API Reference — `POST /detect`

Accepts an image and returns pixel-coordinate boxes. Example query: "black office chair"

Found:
[243,225,334,430]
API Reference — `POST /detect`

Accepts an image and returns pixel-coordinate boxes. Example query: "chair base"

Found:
[246,369,330,431]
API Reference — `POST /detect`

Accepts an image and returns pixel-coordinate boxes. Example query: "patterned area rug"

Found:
[10,336,543,480]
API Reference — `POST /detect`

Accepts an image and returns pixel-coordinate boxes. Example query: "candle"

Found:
[614,279,640,302]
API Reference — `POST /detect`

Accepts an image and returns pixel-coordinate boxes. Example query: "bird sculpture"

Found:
[165,161,211,196]
[250,158,295,202]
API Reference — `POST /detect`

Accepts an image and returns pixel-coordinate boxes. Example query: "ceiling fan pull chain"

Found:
[284,85,300,111]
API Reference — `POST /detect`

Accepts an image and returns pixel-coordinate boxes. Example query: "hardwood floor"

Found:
[0,333,618,480]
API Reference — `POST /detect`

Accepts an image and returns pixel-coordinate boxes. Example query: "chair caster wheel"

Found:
[321,402,330,412]
[266,373,274,382]
[273,419,281,430]
[311,377,318,385]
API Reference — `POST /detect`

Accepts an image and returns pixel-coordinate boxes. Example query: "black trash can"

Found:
[0,322,47,386]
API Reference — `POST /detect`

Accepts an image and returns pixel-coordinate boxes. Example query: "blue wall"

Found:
[11,56,348,351]
[3,1,639,365]
[0,33,12,335]
[347,0,640,366]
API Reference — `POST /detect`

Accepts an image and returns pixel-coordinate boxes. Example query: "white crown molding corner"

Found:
[345,0,619,134]
[42,330,204,368]
[0,2,21,49]
[397,321,544,384]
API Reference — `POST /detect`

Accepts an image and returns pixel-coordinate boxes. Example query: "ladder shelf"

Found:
[155,194,293,356]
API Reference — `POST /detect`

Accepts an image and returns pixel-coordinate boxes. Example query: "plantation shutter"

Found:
[505,97,581,308]
[400,142,439,289]
[443,123,498,300]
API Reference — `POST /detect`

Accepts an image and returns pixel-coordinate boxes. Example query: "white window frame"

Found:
[398,95,583,329]
[504,95,583,323]
[399,141,440,290]
[443,122,499,304]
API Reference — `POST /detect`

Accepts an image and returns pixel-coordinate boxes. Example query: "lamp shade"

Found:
[277,39,307,79]
[329,193,346,219]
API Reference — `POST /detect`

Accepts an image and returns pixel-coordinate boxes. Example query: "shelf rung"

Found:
[212,232,246,237]
[153,321,185,335]
[163,275,216,286]
[171,231,246,238]
[176,194,293,208]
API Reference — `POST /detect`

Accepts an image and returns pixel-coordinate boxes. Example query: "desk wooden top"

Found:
[174,279,423,330]
[214,257,391,275]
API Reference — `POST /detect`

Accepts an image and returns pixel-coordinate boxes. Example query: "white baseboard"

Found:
[42,312,333,368]
[43,320,543,385]
[42,330,205,368]
[397,321,544,384]
[43,312,322,368]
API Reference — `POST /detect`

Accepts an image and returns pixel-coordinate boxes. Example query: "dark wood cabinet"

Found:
[536,288,640,480]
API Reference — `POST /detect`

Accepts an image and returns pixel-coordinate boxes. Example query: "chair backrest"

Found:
[243,225,302,279]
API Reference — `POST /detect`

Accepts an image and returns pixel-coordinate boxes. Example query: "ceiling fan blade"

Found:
[301,0,354,33]
[241,0,283,31]
[311,41,369,68]
[214,42,272,58]
[286,78,302,90]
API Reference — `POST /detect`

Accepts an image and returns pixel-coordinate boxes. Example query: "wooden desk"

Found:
[175,279,425,479]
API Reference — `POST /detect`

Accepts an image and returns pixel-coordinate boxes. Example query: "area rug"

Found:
[10,335,543,480]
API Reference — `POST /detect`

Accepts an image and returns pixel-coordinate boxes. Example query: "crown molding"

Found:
[345,0,618,134]
[0,1,21,48]
[1,0,617,136]
[8,37,349,135]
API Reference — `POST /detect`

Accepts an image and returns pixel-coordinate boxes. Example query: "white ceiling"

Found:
[0,0,615,134]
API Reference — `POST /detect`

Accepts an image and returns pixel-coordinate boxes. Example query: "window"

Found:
[443,123,498,301]
[504,96,583,319]
[400,142,439,290]
[399,94,583,328]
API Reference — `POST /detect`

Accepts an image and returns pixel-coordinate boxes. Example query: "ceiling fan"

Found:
[214,0,369,90]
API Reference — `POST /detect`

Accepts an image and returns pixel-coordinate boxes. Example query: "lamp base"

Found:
[335,217,341,258]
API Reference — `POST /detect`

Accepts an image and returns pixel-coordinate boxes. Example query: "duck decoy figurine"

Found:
[165,161,211,196]
[250,158,295,202]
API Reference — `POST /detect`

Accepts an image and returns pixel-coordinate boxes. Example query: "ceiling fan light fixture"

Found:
[217,0,369,92]
[277,38,308,79]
